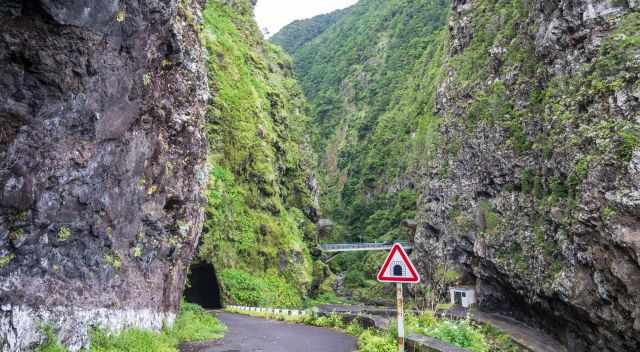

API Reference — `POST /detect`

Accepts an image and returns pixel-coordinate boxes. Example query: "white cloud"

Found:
[254,0,358,36]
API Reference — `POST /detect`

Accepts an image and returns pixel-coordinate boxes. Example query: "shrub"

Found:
[307,313,345,329]
[357,330,396,352]
[219,269,303,308]
[346,320,365,336]
[419,319,490,352]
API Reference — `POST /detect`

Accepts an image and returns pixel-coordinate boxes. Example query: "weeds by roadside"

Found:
[35,302,225,352]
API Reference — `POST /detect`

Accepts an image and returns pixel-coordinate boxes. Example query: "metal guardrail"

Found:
[319,241,412,252]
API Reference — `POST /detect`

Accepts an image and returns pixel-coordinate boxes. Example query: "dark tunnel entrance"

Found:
[184,262,223,309]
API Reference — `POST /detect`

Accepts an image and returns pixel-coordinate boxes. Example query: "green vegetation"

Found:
[115,10,125,23]
[415,319,490,352]
[37,303,225,352]
[198,0,319,304]
[356,330,396,352]
[103,252,121,270]
[304,292,353,307]
[271,7,354,52]
[479,200,499,235]
[89,329,177,352]
[219,269,303,308]
[408,312,522,352]
[168,303,226,342]
[57,226,71,242]
[35,326,66,352]
[0,253,15,268]
[273,0,450,301]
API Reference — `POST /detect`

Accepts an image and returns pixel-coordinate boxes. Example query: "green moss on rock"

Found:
[197,0,317,304]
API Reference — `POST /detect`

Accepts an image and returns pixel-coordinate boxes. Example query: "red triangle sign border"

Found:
[377,243,420,283]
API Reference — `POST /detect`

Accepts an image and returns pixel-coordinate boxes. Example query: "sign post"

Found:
[397,283,404,352]
[377,243,420,352]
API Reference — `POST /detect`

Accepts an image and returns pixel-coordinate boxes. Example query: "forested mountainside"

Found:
[275,0,451,300]
[196,0,324,308]
[270,7,353,52]
[275,0,640,350]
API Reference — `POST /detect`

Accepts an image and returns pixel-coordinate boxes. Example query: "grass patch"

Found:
[35,326,66,352]
[90,302,225,352]
[169,302,226,342]
[89,329,176,352]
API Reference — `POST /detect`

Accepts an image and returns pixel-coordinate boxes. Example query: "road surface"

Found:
[180,312,357,352]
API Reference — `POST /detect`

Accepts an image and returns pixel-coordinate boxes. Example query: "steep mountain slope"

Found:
[415,1,640,351]
[274,0,450,299]
[275,0,640,350]
[270,7,353,53]
[0,0,208,350]
[196,0,321,308]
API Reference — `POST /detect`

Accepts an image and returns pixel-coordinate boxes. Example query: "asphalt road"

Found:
[180,312,357,352]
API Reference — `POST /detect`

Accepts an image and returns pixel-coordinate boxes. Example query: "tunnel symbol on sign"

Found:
[391,261,405,276]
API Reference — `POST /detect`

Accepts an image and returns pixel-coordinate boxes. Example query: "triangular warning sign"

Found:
[377,243,420,283]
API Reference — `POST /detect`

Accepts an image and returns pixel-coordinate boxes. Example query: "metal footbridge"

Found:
[319,241,412,253]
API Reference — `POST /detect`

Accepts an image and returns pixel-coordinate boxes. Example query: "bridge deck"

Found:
[319,242,412,252]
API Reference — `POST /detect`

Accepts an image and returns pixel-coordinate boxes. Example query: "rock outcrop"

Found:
[415,0,639,351]
[0,0,208,350]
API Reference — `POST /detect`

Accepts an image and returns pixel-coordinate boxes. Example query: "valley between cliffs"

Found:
[274,0,640,350]
[0,0,639,351]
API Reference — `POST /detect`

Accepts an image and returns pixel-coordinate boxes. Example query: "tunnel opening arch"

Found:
[183,261,223,309]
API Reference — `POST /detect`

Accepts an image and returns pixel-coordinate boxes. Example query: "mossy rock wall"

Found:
[414,1,640,351]
[198,0,319,308]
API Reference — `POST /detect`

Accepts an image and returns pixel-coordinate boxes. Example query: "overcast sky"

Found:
[255,0,359,36]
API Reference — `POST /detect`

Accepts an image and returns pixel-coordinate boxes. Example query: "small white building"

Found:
[449,286,476,308]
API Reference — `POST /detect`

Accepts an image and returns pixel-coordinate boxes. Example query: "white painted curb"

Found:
[226,305,310,317]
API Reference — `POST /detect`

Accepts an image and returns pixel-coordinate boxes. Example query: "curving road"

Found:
[180,312,357,352]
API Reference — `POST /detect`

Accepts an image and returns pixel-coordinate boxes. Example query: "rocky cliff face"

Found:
[414,0,639,351]
[0,1,208,350]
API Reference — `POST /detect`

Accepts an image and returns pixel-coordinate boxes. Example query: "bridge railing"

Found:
[319,241,412,252]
